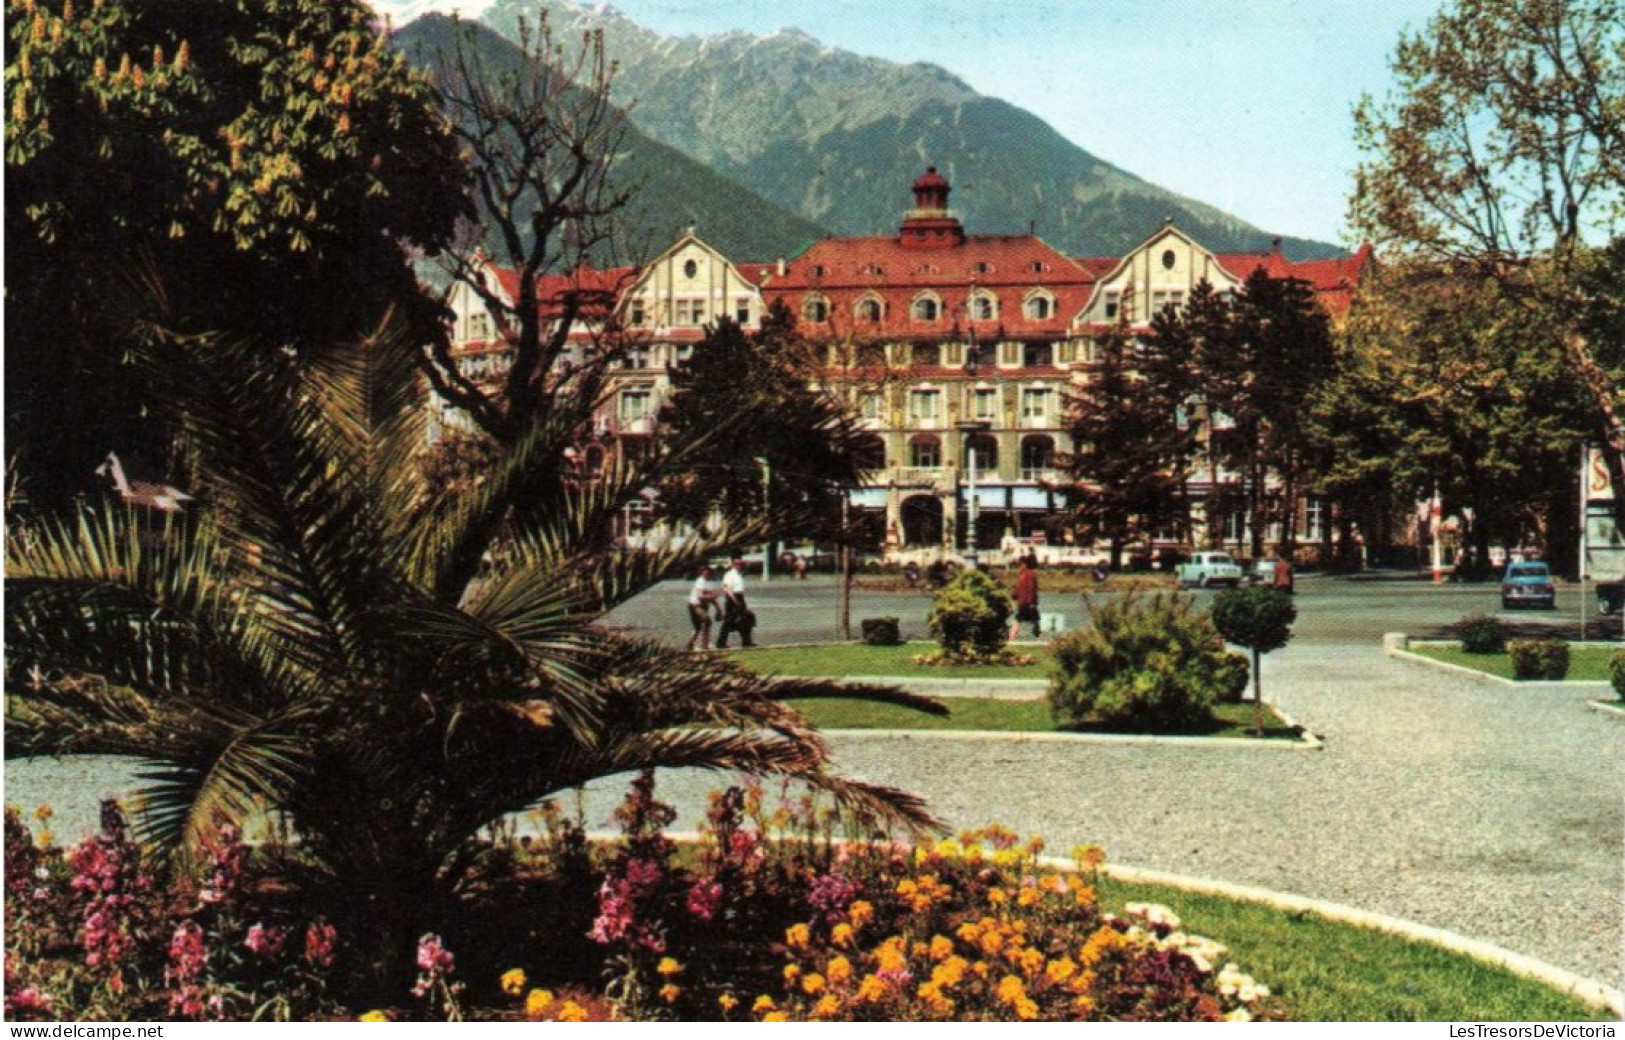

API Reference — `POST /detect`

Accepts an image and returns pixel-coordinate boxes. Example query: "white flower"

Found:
[1226,1008,1253,1022]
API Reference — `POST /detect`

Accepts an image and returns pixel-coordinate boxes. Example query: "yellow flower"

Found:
[555,1001,589,1022]
[785,922,811,949]
[659,983,681,1003]
[997,975,1028,1006]
[500,968,527,996]
[657,957,684,976]
[358,1010,389,1022]
[826,955,853,985]
[524,989,555,1020]
[783,963,802,985]
[855,974,886,1003]
[753,995,776,1014]
[1017,886,1042,907]
[718,993,739,1013]
[801,972,827,996]
[831,922,854,947]
[1018,947,1046,977]
[928,934,954,961]
[988,887,1008,905]
[812,995,840,1019]
[762,1011,789,1022]
[848,900,874,927]
[1046,957,1078,984]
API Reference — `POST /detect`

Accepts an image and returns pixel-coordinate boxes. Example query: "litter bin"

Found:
[1040,612,1067,635]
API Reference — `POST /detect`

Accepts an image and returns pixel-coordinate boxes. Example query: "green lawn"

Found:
[730,641,1053,679]
[1095,877,1612,1021]
[784,696,1300,739]
[1411,644,1620,682]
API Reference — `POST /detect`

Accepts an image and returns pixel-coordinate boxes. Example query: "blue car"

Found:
[1501,561,1556,610]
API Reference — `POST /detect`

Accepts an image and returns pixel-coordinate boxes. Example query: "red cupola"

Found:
[899,166,965,249]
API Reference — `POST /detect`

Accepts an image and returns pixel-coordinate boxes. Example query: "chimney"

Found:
[777,257,787,277]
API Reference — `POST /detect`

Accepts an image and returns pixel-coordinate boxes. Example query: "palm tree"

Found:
[5,317,942,995]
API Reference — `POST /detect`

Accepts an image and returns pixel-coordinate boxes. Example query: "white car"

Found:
[1176,552,1243,589]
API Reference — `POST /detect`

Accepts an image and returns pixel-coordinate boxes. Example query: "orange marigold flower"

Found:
[1019,948,1045,977]
[826,955,853,985]
[997,975,1028,1005]
[753,996,775,1013]
[783,964,802,984]
[1074,994,1096,1015]
[928,934,954,961]
[358,1010,389,1022]
[762,1011,788,1023]
[832,922,854,947]
[1017,886,1042,908]
[657,957,683,977]
[524,989,555,1020]
[801,973,826,996]
[718,994,739,1013]
[1015,996,1040,1021]
[785,923,811,949]
[988,888,1008,905]
[500,969,527,996]
[555,1001,589,1022]
[1046,957,1078,984]
[855,975,886,1003]
[812,995,840,1019]
[659,984,681,1003]
[848,901,874,928]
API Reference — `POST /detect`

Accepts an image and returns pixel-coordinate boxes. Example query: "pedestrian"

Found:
[686,565,717,652]
[1012,554,1041,640]
[794,553,808,580]
[716,556,756,648]
[1273,556,1294,593]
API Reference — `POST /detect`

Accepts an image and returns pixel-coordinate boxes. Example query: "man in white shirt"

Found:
[686,565,717,652]
[716,557,755,648]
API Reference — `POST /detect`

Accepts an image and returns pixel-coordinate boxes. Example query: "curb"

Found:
[1070,858,1625,1017]
[824,726,1321,749]
[1390,644,1617,691]
[1586,699,1625,719]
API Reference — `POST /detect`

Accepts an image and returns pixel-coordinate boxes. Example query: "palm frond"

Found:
[131,723,310,857]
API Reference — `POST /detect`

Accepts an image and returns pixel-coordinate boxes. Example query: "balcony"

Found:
[1021,468,1064,484]
[895,466,945,486]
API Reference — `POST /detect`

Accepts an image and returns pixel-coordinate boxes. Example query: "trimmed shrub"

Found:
[1048,591,1247,730]
[859,617,902,646]
[927,568,1012,657]
[1216,651,1252,703]
[1456,614,1507,654]
[1612,649,1625,700]
[1509,639,1570,680]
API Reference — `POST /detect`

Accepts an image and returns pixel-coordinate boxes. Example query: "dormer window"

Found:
[971,261,994,275]
[1023,293,1054,321]
[1029,261,1049,273]
[911,294,942,322]
[810,264,828,277]
[860,263,885,276]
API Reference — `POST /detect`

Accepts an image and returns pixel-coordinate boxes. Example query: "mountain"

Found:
[391,15,829,263]
[481,0,1345,261]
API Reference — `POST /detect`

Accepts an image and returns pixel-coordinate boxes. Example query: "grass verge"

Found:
[1095,876,1613,1021]
[1410,644,1619,682]
[731,641,1052,678]
[783,696,1299,739]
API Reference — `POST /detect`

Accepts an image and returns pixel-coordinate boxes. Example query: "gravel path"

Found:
[7,644,1622,988]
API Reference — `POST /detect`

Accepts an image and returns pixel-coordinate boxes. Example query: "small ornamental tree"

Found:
[927,569,1013,659]
[1210,587,1297,735]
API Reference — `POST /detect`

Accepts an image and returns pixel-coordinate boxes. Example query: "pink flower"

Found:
[244,923,286,959]
[686,879,723,922]
[304,920,337,968]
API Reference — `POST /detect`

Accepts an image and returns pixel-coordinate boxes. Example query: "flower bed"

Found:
[4,781,1277,1023]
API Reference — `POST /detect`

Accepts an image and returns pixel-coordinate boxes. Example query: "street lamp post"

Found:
[757,456,771,582]
[956,419,991,568]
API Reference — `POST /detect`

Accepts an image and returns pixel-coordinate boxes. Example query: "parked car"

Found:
[1501,560,1556,610]
[1176,551,1243,589]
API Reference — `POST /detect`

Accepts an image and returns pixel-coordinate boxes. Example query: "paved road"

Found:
[607,572,1624,648]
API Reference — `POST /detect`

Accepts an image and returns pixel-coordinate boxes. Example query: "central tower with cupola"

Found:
[898,166,966,249]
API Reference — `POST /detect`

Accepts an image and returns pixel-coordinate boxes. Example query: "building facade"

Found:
[438,168,1370,559]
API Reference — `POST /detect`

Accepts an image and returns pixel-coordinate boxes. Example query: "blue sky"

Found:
[379,0,1447,246]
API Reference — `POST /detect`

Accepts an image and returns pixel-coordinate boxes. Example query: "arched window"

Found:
[969,291,998,321]
[909,434,942,469]
[1023,293,1054,321]
[1021,435,1055,478]
[802,294,830,322]
[911,294,941,322]
[856,295,884,323]
[964,433,998,472]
